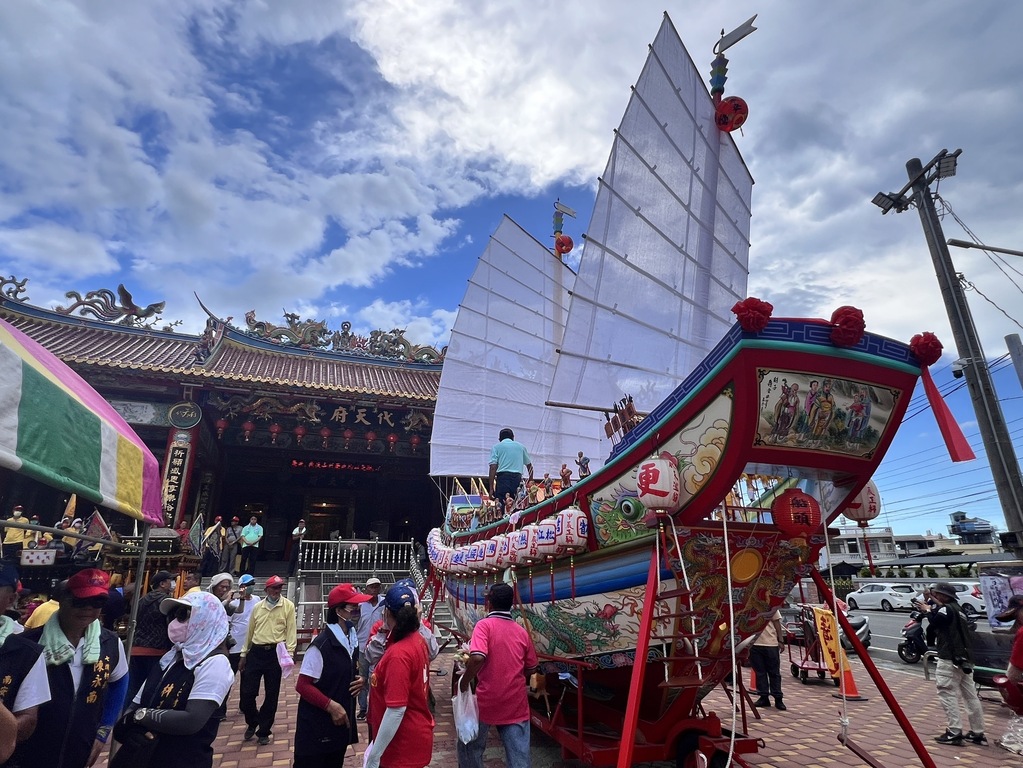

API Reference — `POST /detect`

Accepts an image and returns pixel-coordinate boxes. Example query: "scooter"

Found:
[897,609,928,663]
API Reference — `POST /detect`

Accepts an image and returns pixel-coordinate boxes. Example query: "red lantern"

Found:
[365,430,377,448]
[843,480,881,575]
[215,417,229,439]
[319,426,332,448]
[771,488,822,539]
[268,423,282,445]
[409,434,422,452]
[343,428,354,448]
[241,420,256,442]
[555,234,574,256]
[715,95,748,132]
[293,424,307,446]
[387,433,398,452]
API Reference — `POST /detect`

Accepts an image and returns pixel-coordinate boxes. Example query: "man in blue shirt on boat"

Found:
[488,429,533,505]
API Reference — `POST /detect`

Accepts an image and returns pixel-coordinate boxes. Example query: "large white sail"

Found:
[547,15,754,415]
[430,215,607,480]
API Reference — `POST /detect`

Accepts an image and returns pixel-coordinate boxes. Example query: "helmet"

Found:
[930,582,959,601]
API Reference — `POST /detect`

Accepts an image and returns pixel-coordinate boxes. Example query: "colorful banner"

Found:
[812,606,848,678]
[0,318,162,524]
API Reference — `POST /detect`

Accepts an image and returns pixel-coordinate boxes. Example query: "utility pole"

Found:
[901,154,1023,558]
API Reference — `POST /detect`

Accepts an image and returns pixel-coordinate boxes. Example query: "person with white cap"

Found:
[293,583,372,767]
[114,591,234,768]
[238,575,296,745]
[355,577,385,720]
[916,581,986,746]
[206,573,237,615]
[288,519,307,577]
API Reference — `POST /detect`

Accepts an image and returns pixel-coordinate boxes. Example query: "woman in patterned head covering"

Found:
[114,592,234,768]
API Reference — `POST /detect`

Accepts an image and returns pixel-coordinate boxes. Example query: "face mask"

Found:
[266,594,280,606]
[12,511,21,518]
[167,619,189,644]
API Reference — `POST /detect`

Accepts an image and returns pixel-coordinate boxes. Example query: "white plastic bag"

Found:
[452,685,479,744]
[276,641,295,678]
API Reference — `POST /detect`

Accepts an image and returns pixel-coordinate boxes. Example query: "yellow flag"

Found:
[811,606,849,677]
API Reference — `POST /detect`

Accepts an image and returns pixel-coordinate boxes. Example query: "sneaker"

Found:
[243,726,256,742]
[753,696,771,708]
[774,698,787,712]
[935,730,963,746]
[357,711,367,721]
[257,736,270,746]
[964,731,987,745]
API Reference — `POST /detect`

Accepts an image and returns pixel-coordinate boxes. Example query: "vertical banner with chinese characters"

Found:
[162,427,199,528]
[811,606,848,678]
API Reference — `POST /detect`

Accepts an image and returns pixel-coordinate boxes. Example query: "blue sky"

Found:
[2,1,1023,537]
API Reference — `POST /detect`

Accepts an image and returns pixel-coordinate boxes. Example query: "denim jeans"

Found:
[358,654,370,714]
[457,719,530,768]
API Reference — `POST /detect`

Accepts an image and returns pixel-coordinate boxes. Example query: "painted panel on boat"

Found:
[754,370,903,456]
[590,391,733,547]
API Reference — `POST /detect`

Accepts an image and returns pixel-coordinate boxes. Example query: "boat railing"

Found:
[298,538,414,573]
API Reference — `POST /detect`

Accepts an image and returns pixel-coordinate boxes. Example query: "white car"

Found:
[845,583,920,612]
[946,581,986,616]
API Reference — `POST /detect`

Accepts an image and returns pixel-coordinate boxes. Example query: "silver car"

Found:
[845,583,920,612]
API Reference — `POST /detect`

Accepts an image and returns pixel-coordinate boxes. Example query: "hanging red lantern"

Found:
[268,423,282,445]
[771,488,822,540]
[555,234,574,256]
[215,417,230,439]
[241,420,256,442]
[409,434,422,452]
[365,430,377,448]
[715,95,748,132]
[319,426,332,448]
[293,424,307,446]
[387,433,399,452]
[343,428,354,448]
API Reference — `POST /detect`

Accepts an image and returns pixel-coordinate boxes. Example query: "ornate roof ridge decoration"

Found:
[241,309,446,364]
[1,275,29,303]
[55,282,181,331]
[209,393,324,423]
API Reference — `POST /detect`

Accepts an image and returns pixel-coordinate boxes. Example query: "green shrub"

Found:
[926,568,938,578]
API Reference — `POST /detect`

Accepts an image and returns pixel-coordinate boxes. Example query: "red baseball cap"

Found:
[67,569,110,599]
[265,575,286,589]
[327,583,373,609]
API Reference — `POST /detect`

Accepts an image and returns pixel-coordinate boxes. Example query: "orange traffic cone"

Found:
[832,664,867,701]
[749,668,757,691]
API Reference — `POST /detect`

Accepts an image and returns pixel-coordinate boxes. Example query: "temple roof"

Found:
[0,298,441,403]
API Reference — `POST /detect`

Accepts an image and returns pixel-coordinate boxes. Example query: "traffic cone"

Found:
[832,664,868,701]
[749,668,756,691]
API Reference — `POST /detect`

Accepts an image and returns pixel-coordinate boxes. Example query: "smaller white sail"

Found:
[430,216,606,481]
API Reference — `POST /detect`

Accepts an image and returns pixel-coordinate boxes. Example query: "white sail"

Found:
[430,215,607,480]
[547,15,754,415]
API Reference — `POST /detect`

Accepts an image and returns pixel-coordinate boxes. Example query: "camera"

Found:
[951,358,968,379]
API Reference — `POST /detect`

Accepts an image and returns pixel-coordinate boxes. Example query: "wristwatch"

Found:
[133,707,148,723]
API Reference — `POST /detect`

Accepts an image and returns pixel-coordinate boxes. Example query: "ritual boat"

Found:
[425,13,956,768]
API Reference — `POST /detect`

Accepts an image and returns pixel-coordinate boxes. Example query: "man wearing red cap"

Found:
[238,575,296,745]
[12,568,128,768]
[294,584,372,765]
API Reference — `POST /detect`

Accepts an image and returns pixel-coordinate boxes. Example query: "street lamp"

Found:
[947,238,1023,259]
[875,150,1023,559]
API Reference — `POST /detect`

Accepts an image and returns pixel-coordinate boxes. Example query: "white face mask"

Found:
[12,511,21,518]
[167,619,189,644]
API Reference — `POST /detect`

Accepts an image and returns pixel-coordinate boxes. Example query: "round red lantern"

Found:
[241,420,256,442]
[319,426,332,448]
[409,434,422,452]
[365,430,377,448]
[268,423,282,444]
[293,424,307,446]
[715,95,748,132]
[215,417,230,439]
[387,433,399,452]
[343,428,354,448]
[555,234,574,256]
[771,488,822,539]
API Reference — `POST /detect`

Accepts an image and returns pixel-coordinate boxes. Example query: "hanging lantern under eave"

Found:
[843,480,881,528]
[387,433,399,452]
[636,457,682,512]
[318,426,332,449]
[215,417,230,439]
[365,430,377,448]
[771,488,822,545]
[293,424,308,446]
[409,434,422,452]
[268,423,282,445]
[343,428,354,449]
[241,420,256,442]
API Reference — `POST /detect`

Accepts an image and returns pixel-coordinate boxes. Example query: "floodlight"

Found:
[937,154,958,179]
[871,192,898,213]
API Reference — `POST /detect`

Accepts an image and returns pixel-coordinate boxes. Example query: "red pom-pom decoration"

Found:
[909,331,943,366]
[830,305,865,347]
[555,234,574,255]
[731,297,774,333]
